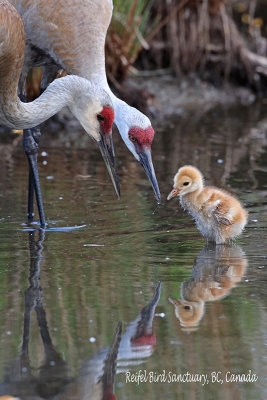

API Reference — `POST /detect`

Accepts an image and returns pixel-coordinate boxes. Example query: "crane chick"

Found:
[167,166,248,244]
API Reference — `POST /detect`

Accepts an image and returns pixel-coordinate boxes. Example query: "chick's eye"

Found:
[97,114,105,122]
[183,182,189,186]
[129,135,137,142]
[184,305,191,310]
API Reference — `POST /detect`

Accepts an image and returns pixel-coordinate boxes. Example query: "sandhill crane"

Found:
[0,0,120,227]
[8,0,161,204]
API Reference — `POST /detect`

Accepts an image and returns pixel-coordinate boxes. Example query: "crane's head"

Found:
[70,81,120,198]
[115,102,161,203]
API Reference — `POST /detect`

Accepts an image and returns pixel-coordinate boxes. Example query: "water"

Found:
[0,102,266,400]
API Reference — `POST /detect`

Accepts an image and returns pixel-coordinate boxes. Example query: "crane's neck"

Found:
[0,76,77,129]
[106,90,128,128]
[0,1,76,129]
[91,75,130,129]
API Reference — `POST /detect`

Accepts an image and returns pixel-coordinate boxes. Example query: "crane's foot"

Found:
[23,128,46,229]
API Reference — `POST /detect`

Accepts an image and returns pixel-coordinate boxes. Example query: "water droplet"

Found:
[42,160,48,165]
[89,337,96,343]
[41,151,48,156]
[155,312,165,318]
[217,159,224,164]
[46,176,54,180]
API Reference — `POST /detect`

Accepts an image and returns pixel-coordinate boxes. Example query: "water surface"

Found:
[0,103,266,399]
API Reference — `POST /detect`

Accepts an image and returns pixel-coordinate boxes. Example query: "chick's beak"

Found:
[167,188,179,200]
[98,130,120,199]
[138,147,161,203]
[168,297,181,306]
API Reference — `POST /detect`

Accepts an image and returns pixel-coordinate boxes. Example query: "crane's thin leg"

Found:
[28,164,35,223]
[19,89,45,227]
[21,65,59,228]
[23,127,46,228]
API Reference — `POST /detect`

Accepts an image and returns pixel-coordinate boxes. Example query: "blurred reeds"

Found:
[105,0,158,86]
[138,0,267,88]
[26,0,267,100]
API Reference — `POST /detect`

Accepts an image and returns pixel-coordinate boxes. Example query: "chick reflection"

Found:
[169,244,247,331]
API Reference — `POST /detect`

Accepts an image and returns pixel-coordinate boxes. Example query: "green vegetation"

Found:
[106,0,157,82]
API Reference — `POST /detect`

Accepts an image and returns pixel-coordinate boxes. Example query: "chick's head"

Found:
[167,165,203,200]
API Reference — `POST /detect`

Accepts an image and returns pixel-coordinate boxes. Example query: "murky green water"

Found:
[0,102,266,400]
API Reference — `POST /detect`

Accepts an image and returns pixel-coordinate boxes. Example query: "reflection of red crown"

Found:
[131,334,156,346]
[103,393,117,400]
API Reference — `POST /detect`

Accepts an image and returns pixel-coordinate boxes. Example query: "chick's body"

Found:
[168,166,248,244]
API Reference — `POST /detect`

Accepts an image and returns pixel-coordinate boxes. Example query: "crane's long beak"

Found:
[98,131,120,198]
[138,147,161,203]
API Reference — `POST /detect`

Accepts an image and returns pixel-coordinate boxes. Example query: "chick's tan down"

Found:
[167,166,248,244]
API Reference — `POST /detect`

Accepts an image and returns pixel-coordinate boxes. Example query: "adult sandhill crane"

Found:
[8,0,161,203]
[0,0,120,227]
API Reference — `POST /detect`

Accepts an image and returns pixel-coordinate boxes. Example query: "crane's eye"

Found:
[97,114,105,122]
[129,135,137,142]
[184,305,191,310]
[183,182,189,186]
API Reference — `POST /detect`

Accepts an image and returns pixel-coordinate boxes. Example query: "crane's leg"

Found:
[19,87,46,227]
[21,65,59,228]
[28,161,35,222]
[23,126,46,227]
